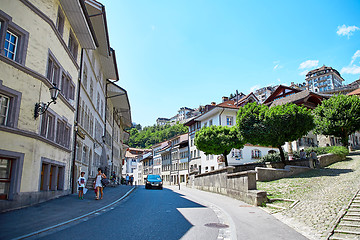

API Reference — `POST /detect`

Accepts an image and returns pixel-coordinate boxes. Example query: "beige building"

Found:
[0,0,131,211]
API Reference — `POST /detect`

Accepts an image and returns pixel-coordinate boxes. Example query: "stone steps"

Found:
[329,191,360,240]
[330,232,360,240]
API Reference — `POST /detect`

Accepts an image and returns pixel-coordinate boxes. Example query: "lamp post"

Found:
[34,84,61,119]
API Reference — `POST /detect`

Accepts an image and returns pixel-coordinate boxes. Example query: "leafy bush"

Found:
[328,146,349,158]
[258,152,288,163]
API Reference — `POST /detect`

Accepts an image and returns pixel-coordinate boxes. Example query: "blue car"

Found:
[145,175,163,190]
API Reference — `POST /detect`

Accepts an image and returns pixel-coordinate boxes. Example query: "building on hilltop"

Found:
[305,65,344,93]
[254,86,277,103]
[156,106,200,126]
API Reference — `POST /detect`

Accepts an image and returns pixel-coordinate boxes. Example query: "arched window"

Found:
[251,149,261,159]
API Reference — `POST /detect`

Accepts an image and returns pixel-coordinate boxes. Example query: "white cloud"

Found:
[351,50,360,65]
[249,85,260,93]
[340,65,360,75]
[299,70,309,76]
[337,24,359,37]
[273,64,283,70]
[299,60,319,69]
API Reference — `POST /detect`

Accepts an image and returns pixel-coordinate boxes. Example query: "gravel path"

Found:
[257,151,360,240]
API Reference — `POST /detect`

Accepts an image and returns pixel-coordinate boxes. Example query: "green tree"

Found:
[195,125,244,166]
[237,102,314,164]
[128,123,188,149]
[313,94,360,147]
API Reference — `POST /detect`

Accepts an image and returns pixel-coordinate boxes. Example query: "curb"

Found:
[13,186,136,240]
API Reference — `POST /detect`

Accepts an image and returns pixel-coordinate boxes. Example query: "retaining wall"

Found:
[187,167,267,206]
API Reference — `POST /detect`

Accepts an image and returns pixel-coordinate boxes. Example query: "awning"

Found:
[59,0,97,49]
[107,81,132,128]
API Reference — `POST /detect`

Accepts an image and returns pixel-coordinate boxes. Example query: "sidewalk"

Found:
[0,185,135,240]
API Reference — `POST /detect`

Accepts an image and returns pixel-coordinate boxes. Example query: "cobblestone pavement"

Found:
[257,151,360,240]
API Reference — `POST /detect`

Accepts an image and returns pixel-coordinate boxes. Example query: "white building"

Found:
[185,95,278,174]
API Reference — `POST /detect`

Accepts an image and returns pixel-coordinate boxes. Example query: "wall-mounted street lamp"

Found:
[34,84,61,119]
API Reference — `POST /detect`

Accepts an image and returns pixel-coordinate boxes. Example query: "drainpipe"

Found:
[219,108,225,125]
[71,48,84,194]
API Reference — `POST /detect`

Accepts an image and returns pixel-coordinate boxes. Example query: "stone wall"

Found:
[317,153,346,167]
[256,165,309,182]
[187,167,267,206]
[255,153,345,182]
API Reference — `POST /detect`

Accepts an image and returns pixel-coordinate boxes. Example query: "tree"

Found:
[237,102,314,164]
[313,94,360,147]
[195,125,244,166]
[128,123,188,149]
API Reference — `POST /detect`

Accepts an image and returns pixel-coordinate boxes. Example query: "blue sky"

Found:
[101,0,360,127]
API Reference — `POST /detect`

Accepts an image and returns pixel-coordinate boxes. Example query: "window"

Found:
[0,94,10,125]
[68,31,78,60]
[40,159,65,191]
[47,57,60,86]
[97,92,100,111]
[232,149,242,158]
[251,149,261,159]
[89,78,93,100]
[82,64,88,89]
[56,8,65,36]
[40,112,55,140]
[226,116,233,126]
[0,11,29,64]
[60,74,74,101]
[209,120,213,126]
[4,30,17,60]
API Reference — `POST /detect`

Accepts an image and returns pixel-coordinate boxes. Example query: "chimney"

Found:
[211,102,216,106]
[222,96,229,102]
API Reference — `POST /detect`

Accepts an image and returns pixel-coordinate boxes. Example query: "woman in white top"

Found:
[95,168,106,200]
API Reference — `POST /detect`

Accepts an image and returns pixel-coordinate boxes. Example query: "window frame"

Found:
[0,80,21,128]
[0,10,29,65]
[55,7,65,37]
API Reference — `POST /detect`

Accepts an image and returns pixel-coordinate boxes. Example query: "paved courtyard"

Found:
[258,150,360,240]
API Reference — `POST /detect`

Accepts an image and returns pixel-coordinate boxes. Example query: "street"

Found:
[29,186,307,240]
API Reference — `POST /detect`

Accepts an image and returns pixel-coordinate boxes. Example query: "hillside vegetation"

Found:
[128,124,188,149]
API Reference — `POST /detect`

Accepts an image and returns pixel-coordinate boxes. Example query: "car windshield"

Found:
[147,175,161,181]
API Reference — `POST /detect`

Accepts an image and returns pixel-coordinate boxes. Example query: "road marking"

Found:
[13,187,136,240]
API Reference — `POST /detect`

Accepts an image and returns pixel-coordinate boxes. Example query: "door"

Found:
[0,157,13,200]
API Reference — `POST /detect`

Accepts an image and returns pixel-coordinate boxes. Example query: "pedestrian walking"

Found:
[126,174,129,185]
[77,171,86,200]
[95,168,106,200]
[309,149,318,168]
[130,175,134,186]
[299,149,307,160]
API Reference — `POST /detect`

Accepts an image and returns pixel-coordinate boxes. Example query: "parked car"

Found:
[145,175,163,190]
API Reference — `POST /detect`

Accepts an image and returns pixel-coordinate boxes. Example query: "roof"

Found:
[216,100,239,109]
[85,0,119,80]
[235,92,259,106]
[263,85,301,104]
[348,88,360,96]
[107,81,132,128]
[59,0,98,49]
[268,90,326,108]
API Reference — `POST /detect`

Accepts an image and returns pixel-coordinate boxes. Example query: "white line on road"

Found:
[12,187,136,240]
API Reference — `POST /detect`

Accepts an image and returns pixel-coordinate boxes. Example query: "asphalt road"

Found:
[36,186,219,240]
[33,186,308,240]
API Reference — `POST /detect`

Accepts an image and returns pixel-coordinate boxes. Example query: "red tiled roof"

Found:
[348,88,360,96]
[216,100,239,109]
